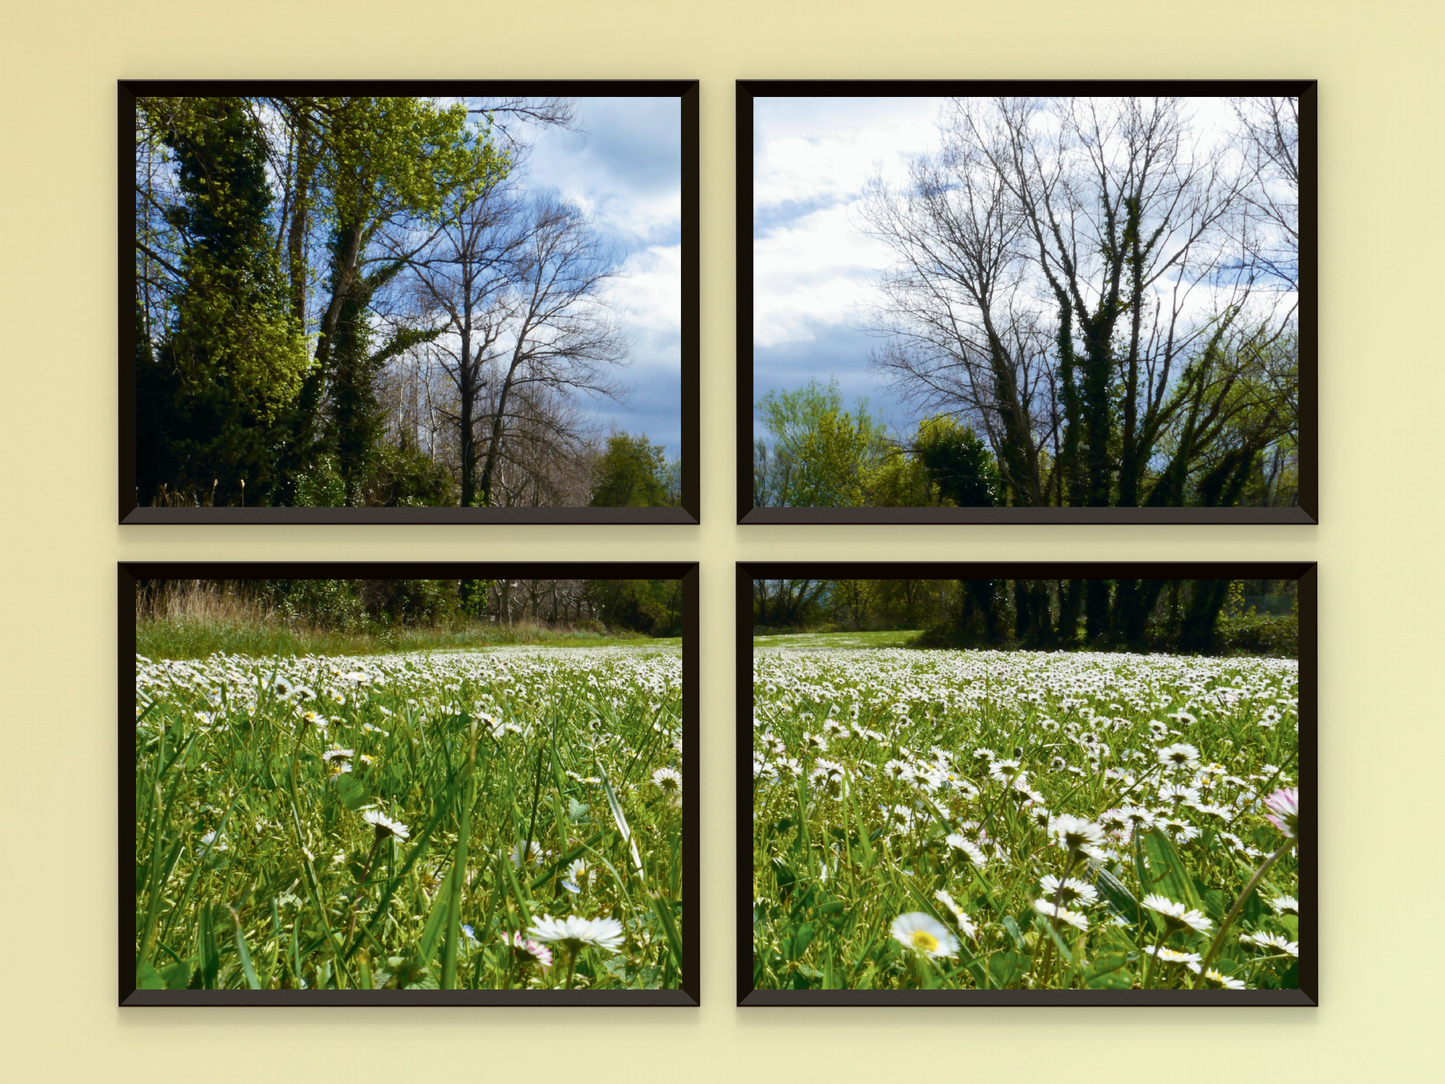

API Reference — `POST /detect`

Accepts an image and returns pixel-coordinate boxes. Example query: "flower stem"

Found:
[564,948,579,991]
[1192,841,1293,987]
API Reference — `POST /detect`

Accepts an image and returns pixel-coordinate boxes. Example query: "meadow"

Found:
[751,642,1301,992]
[134,644,685,992]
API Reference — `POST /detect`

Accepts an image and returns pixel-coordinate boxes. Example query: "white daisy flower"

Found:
[1141,894,1212,935]
[362,809,410,841]
[1189,965,1247,989]
[1157,742,1200,769]
[528,914,625,953]
[1143,945,1202,965]
[1039,874,1099,908]
[944,833,989,870]
[1032,899,1089,931]
[651,767,683,806]
[509,840,547,868]
[1264,787,1299,839]
[562,858,593,895]
[1240,931,1299,957]
[1048,814,1106,859]
[890,912,960,959]
[1268,895,1299,916]
[932,889,977,939]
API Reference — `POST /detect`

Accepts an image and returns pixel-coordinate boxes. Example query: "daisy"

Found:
[890,912,959,959]
[1141,894,1212,935]
[1268,895,1299,916]
[945,833,988,870]
[1120,806,1156,831]
[1264,787,1299,839]
[1158,783,1200,805]
[1157,743,1200,770]
[1039,874,1099,908]
[502,930,553,969]
[362,809,410,841]
[651,767,683,806]
[932,889,977,939]
[528,914,626,954]
[883,759,914,782]
[510,840,546,868]
[1048,814,1106,859]
[1190,965,1247,989]
[1032,899,1089,931]
[563,858,593,895]
[1240,931,1299,957]
[990,758,1025,782]
[1142,945,1202,965]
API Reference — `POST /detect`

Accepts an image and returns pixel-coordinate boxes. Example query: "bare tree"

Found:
[415,193,628,507]
[1230,96,1300,292]
[862,144,1057,505]
[864,96,1297,516]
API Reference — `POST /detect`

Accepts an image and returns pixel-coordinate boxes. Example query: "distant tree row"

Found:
[134,95,678,508]
[754,578,1298,656]
[756,96,1300,510]
[139,577,685,637]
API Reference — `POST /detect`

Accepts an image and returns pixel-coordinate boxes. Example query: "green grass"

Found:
[752,647,1300,992]
[135,645,685,992]
[752,629,924,650]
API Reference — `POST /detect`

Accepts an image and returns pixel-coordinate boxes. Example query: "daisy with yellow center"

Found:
[889,912,959,959]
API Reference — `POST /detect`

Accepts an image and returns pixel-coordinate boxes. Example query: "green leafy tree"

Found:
[912,415,999,506]
[136,97,311,505]
[754,379,889,507]
[278,96,508,501]
[590,433,675,507]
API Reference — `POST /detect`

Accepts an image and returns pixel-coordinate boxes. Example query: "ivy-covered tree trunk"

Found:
[145,96,309,506]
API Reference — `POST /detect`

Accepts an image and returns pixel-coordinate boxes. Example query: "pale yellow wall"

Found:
[1,0,1440,1079]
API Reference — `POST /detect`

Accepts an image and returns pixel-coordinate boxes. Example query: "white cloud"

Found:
[752,98,945,349]
[607,243,682,333]
[753,203,890,347]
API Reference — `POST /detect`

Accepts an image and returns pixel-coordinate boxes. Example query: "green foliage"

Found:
[755,379,889,507]
[913,416,999,507]
[134,95,509,507]
[137,97,312,505]
[311,96,506,230]
[590,433,676,507]
[1213,614,1299,658]
[587,580,684,637]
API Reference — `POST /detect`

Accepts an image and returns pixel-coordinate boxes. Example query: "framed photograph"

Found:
[122,81,698,523]
[737,562,1315,1004]
[738,81,1316,524]
[122,562,698,1005]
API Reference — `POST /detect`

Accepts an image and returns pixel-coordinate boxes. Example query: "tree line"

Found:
[140,577,686,637]
[754,578,1298,656]
[134,95,678,509]
[755,96,1301,510]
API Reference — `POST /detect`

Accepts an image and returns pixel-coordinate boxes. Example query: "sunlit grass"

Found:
[135,645,685,991]
[751,647,1300,991]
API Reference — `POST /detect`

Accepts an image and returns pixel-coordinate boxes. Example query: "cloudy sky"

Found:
[751,95,1259,440]
[521,97,683,458]
[753,96,951,437]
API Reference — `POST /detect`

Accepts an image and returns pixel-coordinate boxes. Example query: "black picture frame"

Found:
[121,561,699,1005]
[737,80,1317,525]
[736,561,1316,1005]
[121,81,700,524]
